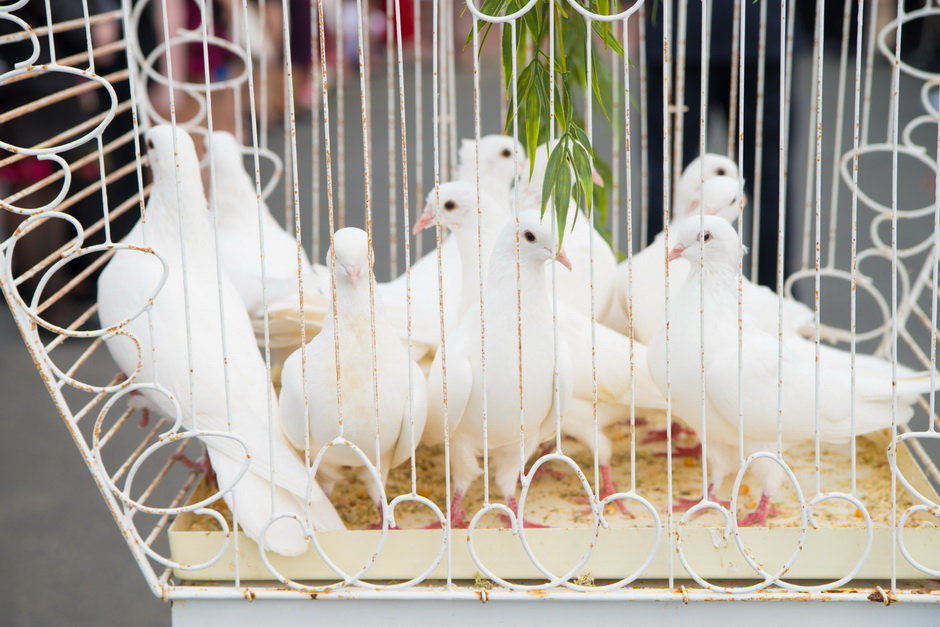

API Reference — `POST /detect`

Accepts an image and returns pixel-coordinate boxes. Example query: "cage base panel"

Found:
[169,595,940,627]
[168,434,938,583]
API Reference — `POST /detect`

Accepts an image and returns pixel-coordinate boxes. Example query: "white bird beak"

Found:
[667,244,687,262]
[555,249,573,272]
[592,168,604,187]
[412,202,436,235]
[344,264,361,289]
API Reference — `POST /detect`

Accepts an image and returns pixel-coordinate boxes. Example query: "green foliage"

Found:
[466,0,625,248]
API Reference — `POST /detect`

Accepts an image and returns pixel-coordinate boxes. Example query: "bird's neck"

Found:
[146,177,214,243]
[487,250,551,311]
[333,279,382,333]
[682,262,742,315]
[210,170,260,226]
[454,220,501,311]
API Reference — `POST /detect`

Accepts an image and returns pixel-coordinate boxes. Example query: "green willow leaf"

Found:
[553,155,572,246]
[541,138,567,215]
[571,140,594,214]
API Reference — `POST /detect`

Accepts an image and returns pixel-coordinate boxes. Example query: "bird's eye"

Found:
[716,168,726,176]
[444,200,456,211]
[501,149,512,158]
[523,230,536,243]
[147,138,155,150]
[703,231,712,242]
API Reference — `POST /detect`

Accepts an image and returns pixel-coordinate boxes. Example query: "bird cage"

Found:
[1,0,939,622]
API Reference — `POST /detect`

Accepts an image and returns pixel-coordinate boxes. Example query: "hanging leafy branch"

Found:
[466,0,625,247]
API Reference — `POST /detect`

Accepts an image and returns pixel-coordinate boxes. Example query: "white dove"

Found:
[672,153,740,219]
[376,135,526,363]
[516,140,617,321]
[279,227,427,527]
[205,131,331,367]
[647,215,938,525]
[413,184,666,512]
[425,210,574,528]
[603,157,742,342]
[97,125,344,555]
[411,182,512,446]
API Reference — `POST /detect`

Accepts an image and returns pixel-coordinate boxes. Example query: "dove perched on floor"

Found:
[376,135,526,363]
[97,125,344,555]
[425,210,574,528]
[205,131,330,366]
[646,215,938,525]
[411,182,510,446]
[516,140,617,321]
[413,183,666,510]
[278,228,427,525]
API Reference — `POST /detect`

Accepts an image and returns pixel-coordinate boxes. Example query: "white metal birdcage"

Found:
[2,0,940,623]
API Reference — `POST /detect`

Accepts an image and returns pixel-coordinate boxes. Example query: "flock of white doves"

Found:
[96,125,937,555]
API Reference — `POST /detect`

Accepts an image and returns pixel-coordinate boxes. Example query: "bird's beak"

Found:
[343,264,361,289]
[412,202,436,235]
[667,244,687,262]
[555,249,573,272]
[592,168,604,187]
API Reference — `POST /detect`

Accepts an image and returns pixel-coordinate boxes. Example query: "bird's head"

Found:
[412,181,501,234]
[675,153,742,218]
[145,125,199,180]
[329,227,370,290]
[205,130,244,173]
[684,175,746,222]
[668,214,743,268]
[457,134,526,193]
[510,209,572,271]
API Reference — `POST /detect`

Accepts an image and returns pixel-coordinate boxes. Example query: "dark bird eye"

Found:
[444,200,456,211]
[716,168,726,176]
[524,230,536,243]
[501,149,512,158]
[147,138,155,150]
[703,231,712,242]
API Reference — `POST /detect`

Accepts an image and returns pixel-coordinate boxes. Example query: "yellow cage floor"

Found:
[186,410,932,531]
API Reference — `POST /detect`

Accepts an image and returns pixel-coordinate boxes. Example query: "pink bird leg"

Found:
[576,465,634,517]
[737,493,781,527]
[673,483,730,512]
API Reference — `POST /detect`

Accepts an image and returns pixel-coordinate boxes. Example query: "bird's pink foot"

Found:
[173,450,217,488]
[673,484,730,512]
[737,493,779,527]
[642,422,696,444]
[656,442,702,459]
[578,466,634,517]
[138,407,150,428]
[434,491,467,529]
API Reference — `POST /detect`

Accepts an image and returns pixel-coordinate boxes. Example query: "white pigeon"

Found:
[413,183,666,511]
[278,228,428,526]
[646,215,937,525]
[516,140,617,321]
[376,135,527,362]
[603,156,742,341]
[425,210,574,528]
[97,125,344,555]
[672,153,740,219]
[205,131,330,364]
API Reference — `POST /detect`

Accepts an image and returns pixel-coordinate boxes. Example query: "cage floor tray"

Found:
[169,412,939,582]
